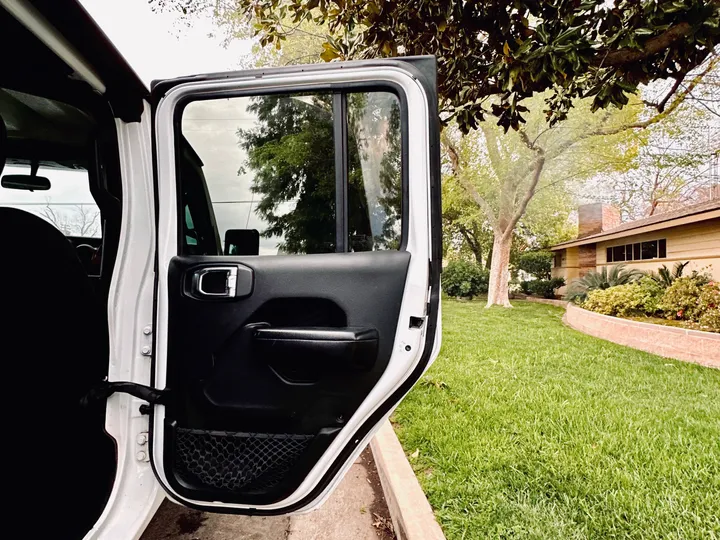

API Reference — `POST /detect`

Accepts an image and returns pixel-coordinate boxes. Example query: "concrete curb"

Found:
[370,421,446,540]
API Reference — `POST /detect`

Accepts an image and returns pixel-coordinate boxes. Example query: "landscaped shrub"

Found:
[442,260,489,298]
[527,277,565,299]
[698,307,720,333]
[517,250,552,279]
[565,264,643,303]
[583,278,663,317]
[637,276,665,314]
[695,282,720,332]
[582,277,719,332]
[658,276,707,321]
[648,261,689,287]
[519,280,532,294]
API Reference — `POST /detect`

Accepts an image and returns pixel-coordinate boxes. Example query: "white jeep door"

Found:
[150,57,442,513]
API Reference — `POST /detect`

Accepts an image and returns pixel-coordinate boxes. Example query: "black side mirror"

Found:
[224,229,260,256]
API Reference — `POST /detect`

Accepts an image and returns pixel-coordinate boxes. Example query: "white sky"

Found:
[79,0,253,84]
[1,1,256,238]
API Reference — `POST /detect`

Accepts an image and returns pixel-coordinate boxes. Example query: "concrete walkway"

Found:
[141,448,394,540]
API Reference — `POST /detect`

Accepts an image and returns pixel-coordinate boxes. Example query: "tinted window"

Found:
[613,245,626,262]
[180,90,403,256]
[641,240,658,260]
[347,92,402,251]
[182,93,336,256]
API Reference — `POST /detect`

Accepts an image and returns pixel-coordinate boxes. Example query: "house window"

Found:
[612,245,626,262]
[607,239,667,263]
[554,251,562,268]
[641,240,657,260]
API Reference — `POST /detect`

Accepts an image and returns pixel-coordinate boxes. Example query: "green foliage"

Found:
[697,281,720,332]
[516,250,552,279]
[649,261,690,287]
[698,307,720,333]
[519,280,532,295]
[659,275,713,321]
[580,273,718,332]
[527,277,565,299]
[565,264,644,303]
[583,278,664,317]
[165,0,720,132]
[441,260,489,298]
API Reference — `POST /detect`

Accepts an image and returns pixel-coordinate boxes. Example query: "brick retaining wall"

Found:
[564,303,719,368]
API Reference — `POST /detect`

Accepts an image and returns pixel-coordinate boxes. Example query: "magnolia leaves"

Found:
[153,0,720,133]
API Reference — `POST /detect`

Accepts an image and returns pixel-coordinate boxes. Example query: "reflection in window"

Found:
[181,90,403,256]
[347,92,402,251]
[182,93,336,256]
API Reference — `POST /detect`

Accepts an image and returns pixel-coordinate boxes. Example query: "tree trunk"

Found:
[485,231,513,308]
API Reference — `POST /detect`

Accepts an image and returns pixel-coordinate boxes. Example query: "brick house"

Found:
[550,199,720,294]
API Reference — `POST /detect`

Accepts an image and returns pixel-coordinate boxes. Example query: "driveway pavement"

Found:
[141,447,394,540]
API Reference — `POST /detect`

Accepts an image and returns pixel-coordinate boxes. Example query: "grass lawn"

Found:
[393,299,720,540]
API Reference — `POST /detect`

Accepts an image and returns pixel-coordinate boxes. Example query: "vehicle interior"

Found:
[1,7,123,539]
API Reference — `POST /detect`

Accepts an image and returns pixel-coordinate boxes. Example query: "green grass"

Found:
[393,299,720,540]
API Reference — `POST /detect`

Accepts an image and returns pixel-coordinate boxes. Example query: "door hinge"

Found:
[81,381,170,408]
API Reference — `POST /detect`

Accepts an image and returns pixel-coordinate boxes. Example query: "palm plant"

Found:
[565,264,644,303]
[648,261,689,287]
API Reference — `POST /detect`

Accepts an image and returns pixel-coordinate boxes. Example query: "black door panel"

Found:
[163,250,410,503]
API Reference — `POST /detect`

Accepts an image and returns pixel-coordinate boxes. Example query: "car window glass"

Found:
[0,165,100,238]
[182,93,336,255]
[347,92,402,251]
[179,90,403,256]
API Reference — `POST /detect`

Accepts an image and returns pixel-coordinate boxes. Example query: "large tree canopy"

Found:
[152,0,720,132]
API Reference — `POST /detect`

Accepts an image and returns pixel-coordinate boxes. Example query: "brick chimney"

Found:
[578,203,621,238]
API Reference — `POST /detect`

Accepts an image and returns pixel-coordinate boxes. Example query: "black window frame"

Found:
[606,238,667,263]
[172,83,409,256]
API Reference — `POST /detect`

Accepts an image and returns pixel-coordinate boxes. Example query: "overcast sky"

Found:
[79,0,253,84]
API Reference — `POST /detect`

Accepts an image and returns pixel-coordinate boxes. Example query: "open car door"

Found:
[150,56,441,513]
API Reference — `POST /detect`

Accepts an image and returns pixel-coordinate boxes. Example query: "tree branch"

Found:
[504,151,546,240]
[591,22,693,67]
[442,131,498,226]
[594,54,719,136]
[644,75,684,113]
[462,177,498,225]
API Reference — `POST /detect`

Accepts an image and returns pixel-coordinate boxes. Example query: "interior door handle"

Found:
[190,265,253,299]
[253,326,379,373]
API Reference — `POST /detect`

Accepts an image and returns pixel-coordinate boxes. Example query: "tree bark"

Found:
[459,227,483,266]
[485,230,513,308]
